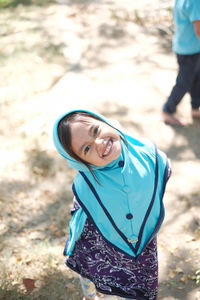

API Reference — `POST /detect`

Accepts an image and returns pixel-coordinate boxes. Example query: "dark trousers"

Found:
[163,52,200,114]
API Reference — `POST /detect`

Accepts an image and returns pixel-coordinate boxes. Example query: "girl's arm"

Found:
[193,20,200,39]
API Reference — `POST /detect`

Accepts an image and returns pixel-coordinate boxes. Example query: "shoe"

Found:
[162,111,185,126]
[192,109,200,119]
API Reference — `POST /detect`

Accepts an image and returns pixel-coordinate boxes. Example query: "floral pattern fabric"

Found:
[66,219,158,300]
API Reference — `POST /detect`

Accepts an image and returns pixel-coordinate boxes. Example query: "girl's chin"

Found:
[91,143,121,166]
[103,149,121,164]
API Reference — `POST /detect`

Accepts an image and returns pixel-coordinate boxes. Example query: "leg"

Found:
[79,276,96,300]
[189,53,200,118]
[162,54,199,125]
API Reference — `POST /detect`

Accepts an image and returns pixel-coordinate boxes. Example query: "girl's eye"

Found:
[84,145,91,154]
[94,126,99,136]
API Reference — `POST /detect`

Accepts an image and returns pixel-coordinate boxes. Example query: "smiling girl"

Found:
[53,110,171,300]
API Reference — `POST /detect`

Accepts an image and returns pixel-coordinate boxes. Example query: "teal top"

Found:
[53,110,170,258]
[173,0,200,54]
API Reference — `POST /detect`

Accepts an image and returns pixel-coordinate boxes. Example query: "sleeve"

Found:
[186,0,200,22]
[64,196,87,256]
[70,196,81,215]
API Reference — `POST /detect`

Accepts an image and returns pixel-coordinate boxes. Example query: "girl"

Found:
[53,110,171,300]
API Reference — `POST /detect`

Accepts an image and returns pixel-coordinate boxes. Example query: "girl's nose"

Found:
[94,137,106,153]
[95,136,104,146]
[95,137,109,157]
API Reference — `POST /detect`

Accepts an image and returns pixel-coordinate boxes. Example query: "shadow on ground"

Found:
[158,247,198,300]
[0,268,82,300]
[166,121,200,160]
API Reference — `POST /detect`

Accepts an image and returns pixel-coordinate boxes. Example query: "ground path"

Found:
[0,0,199,299]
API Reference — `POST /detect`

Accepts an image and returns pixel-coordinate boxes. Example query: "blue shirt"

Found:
[173,0,200,54]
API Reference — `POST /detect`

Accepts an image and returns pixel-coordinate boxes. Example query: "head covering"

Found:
[53,109,124,172]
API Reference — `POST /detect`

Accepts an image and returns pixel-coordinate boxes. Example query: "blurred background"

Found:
[0,0,199,299]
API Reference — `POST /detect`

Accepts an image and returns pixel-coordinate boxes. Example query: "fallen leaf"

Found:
[179,275,188,285]
[66,13,77,18]
[25,258,31,265]
[23,278,36,293]
[175,267,184,274]
[169,269,176,279]
[185,258,191,262]
[16,257,22,263]
[66,282,75,291]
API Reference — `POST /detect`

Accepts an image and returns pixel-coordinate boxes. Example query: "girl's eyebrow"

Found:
[79,142,87,155]
[88,124,95,136]
[78,124,95,155]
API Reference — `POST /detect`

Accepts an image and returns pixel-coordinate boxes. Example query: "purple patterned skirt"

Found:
[65,219,158,300]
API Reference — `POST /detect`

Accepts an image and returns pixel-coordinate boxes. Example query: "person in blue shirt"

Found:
[162,0,200,126]
[53,109,171,300]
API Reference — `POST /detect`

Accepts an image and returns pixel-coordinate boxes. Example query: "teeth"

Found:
[104,140,112,156]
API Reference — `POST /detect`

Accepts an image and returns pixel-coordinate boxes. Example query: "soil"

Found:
[0,0,199,299]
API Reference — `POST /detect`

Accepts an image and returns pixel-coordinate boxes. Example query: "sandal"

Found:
[192,109,200,119]
[162,111,185,126]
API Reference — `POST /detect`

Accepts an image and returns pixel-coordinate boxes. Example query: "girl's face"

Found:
[70,116,121,166]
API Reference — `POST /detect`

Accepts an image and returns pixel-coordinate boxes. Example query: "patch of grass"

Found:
[0,287,31,300]
[0,248,82,300]
[0,0,56,9]
[0,0,31,9]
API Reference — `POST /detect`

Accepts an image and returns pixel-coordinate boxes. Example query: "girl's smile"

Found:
[70,117,121,166]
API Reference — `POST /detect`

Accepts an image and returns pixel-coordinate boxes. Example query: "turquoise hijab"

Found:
[53,109,126,172]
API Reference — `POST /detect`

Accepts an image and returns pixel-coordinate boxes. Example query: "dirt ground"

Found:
[0,0,200,299]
